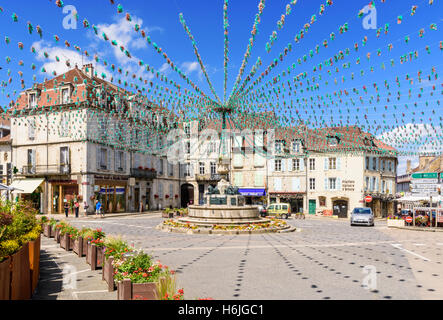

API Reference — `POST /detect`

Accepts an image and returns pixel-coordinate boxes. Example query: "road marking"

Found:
[413,244,426,246]
[391,244,431,261]
[144,240,413,252]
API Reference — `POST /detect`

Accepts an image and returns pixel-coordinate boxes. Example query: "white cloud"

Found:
[378,123,443,154]
[32,40,110,78]
[180,61,203,81]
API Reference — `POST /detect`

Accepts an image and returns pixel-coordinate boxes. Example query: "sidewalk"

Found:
[388,226,443,232]
[304,214,386,221]
[33,236,116,300]
[38,211,163,221]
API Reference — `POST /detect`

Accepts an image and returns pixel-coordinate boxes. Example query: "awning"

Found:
[10,179,44,194]
[238,188,266,197]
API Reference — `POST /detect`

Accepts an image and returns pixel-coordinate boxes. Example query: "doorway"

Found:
[333,200,349,218]
[309,200,316,215]
[181,184,195,208]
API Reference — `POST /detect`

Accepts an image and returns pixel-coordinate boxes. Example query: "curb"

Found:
[38,212,162,220]
[389,226,443,232]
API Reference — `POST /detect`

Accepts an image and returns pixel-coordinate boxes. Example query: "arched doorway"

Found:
[181,184,195,208]
[333,199,349,218]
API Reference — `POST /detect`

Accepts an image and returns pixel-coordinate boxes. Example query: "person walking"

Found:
[74,199,80,218]
[95,199,102,218]
[63,199,69,218]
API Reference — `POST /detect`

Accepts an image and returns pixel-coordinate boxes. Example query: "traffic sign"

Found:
[411,179,438,184]
[411,173,438,179]
[365,196,373,203]
[405,216,413,224]
[411,184,439,189]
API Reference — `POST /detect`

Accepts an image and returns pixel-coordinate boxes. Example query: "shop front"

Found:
[50,180,79,214]
[268,192,305,213]
[10,178,45,212]
[94,178,128,213]
[238,188,266,205]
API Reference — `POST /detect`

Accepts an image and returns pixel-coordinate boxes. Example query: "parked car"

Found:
[350,207,374,227]
[266,203,291,219]
[257,204,267,217]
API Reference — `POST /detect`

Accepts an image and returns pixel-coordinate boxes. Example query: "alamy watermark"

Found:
[361,5,377,30]
[62,5,78,30]
[362,265,377,291]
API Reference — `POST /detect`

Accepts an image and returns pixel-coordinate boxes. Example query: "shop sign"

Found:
[342,180,355,192]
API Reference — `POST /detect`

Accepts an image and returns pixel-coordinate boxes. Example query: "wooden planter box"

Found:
[59,234,71,251]
[28,235,41,295]
[0,257,11,300]
[10,243,31,300]
[387,219,405,227]
[50,226,56,238]
[117,279,158,300]
[43,224,51,238]
[86,243,104,270]
[73,237,85,257]
[102,256,116,292]
[55,228,61,243]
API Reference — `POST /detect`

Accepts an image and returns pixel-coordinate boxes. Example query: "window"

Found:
[309,158,316,171]
[329,158,337,170]
[60,147,69,165]
[199,162,205,175]
[159,159,164,175]
[275,159,282,172]
[27,149,36,174]
[329,137,338,147]
[169,184,173,198]
[100,148,107,169]
[329,178,337,190]
[319,196,326,206]
[210,162,217,175]
[292,140,301,153]
[372,157,377,171]
[168,162,174,176]
[381,160,385,172]
[29,93,37,108]
[184,124,190,138]
[388,161,392,172]
[275,141,283,154]
[184,163,191,177]
[186,142,191,154]
[62,88,70,104]
[292,159,300,171]
[158,183,163,198]
[365,177,370,191]
[366,157,370,170]
[60,113,70,137]
[28,119,35,140]
[309,178,316,190]
[117,151,124,171]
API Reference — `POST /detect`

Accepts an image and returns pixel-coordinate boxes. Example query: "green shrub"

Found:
[21,225,42,242]
[0,239,20,262]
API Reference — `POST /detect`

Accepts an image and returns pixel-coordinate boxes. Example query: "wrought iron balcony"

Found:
[131,168,157,180]
[22,164,71,176]
[195,173,224,181]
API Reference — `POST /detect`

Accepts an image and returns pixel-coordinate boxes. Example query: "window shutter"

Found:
[269,159,274,173]
[281,159,286,172]
[300,158,305,171]
[337,158,341,171]
[337,178,342,191]
[376,158,379,171]
[107,149,112,171]
[288,159,293,172]
[32,150,36,167]
[97,146,101,170]
[325,178,328,191]
[324,158,329,171]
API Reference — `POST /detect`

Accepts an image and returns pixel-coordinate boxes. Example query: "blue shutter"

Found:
[337,158,341,171]
[337,178,341,191]
[324,158,329,171]
[300,158,305,171]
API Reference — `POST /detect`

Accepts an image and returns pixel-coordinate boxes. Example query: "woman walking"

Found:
[63,199,69,218]
[74,199,80,218]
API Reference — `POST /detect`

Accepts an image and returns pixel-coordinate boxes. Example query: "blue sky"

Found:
[0,0,441,173]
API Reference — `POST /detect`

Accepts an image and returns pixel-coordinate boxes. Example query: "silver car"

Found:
[350,208,374,227]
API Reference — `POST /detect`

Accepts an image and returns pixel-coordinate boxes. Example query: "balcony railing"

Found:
[131,168,157,180]
[22,164,71,176]
[195,174,224,181]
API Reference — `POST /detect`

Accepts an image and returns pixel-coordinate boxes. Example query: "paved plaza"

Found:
[37,215,443,300]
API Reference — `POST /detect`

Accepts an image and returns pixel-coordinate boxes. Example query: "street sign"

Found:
[411,173,438,179]
[411,179,438,184]
[411,184,439,189]
[365,196,373,203]
[405,216,413,223]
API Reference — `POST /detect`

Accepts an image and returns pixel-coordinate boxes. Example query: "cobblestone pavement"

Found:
[62,215,443,300]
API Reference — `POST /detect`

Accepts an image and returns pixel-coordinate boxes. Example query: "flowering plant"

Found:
[113,252,170,284]
[92,228,106,240]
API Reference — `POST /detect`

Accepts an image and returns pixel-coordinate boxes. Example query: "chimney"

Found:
[406,160,411,173]
[82,63,94,78]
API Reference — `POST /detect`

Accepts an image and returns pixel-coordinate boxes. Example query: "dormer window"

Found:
[292,140,302,153]
[328,137,338,147]
[29,93,37,108]
[62,88,70,104]
[275,140,284,154]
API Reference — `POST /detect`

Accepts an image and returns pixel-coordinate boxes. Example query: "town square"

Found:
[0,0,442,305]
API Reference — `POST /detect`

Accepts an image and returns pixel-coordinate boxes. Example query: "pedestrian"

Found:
[95,199,102,217]
[74,199,80,218]
[84,201,89,215]
[63,199,69,218]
